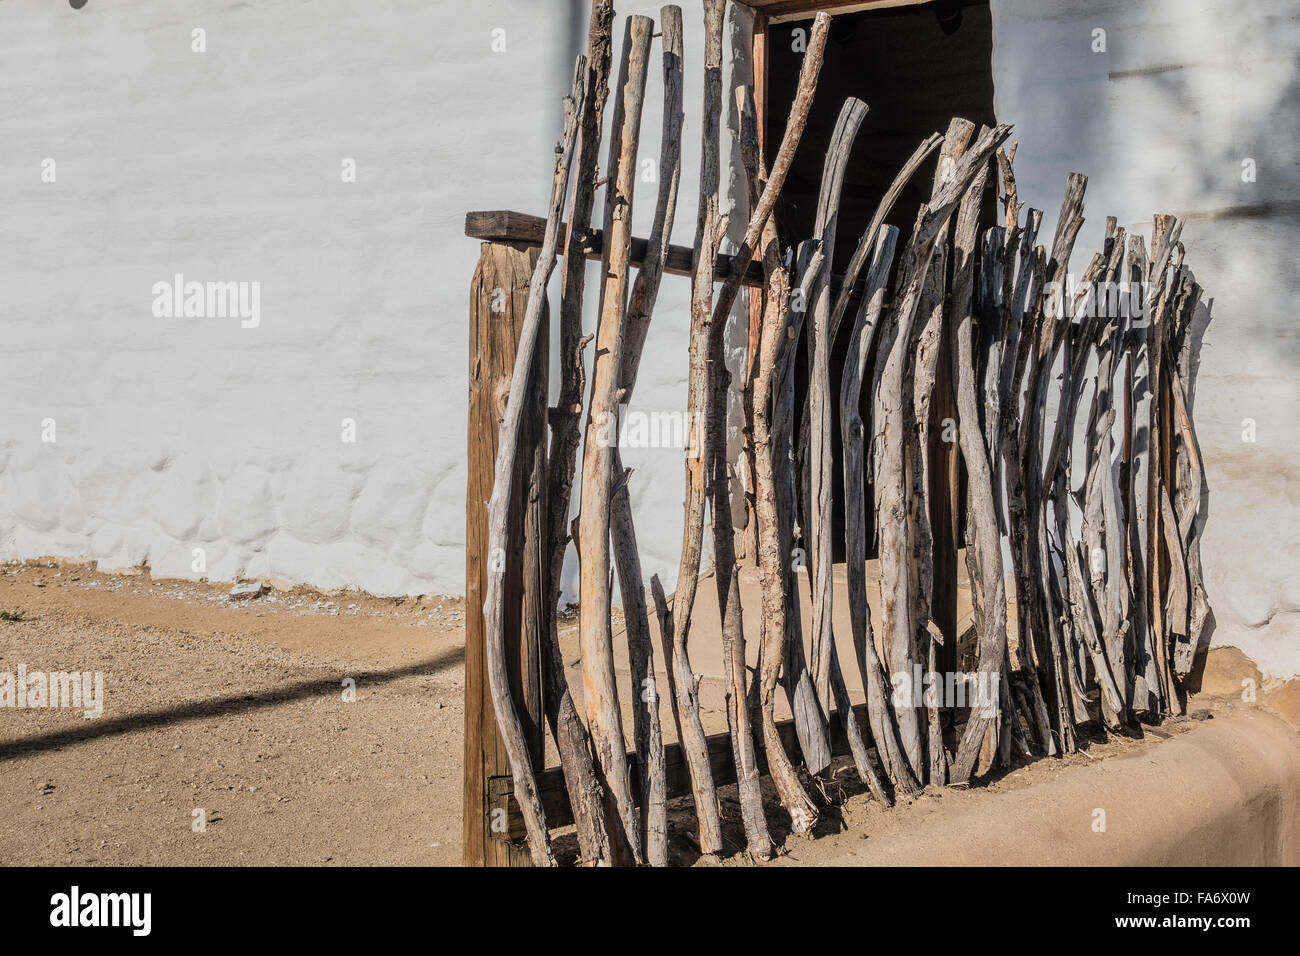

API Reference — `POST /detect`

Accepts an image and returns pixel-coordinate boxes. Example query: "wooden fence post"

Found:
[464,240,548,866]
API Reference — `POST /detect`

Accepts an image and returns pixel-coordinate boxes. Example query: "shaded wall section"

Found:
[990,0,1300,676]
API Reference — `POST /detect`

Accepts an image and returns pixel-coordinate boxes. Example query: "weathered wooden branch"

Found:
[874,121,1012,780]
[829,133,943,344]
[609,454,667,863]
[776,242,835,777]
[911,118,975,785]
[1037,247,1110,740]
[1003,244,1055,754]
[948,150,1005,784]
[1077,227,1132,730]
[914,242,949,784]
[1157,260,1197,683]
[841,226,919,796]
[604,2,684,871]
[1006,173,1088,755]
[808,96,869,728]
[541,0,615,868]
[737,85,821,834]
[575,17,654,865]
[697,9,830,861]
[1142,213,1185,715]
[800,113,895,801]
[1166,271,1209,675]
[1056,287,1118,732]
[752,260,823,831]
[1123,233,1158,714]
[618,4,685,399]
[482,59,586,868]
[665,0,728,856]
[736,22,833,787]
[711,11,831,328]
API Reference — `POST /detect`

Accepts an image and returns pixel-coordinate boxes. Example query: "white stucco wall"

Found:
[2,0,1295,676]
[988,0,1300,676]
[0,0,728,601]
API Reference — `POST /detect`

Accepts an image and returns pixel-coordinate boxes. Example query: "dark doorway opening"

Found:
[761,0,997,562]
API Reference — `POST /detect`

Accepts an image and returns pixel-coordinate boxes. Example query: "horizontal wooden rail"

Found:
[493,701,873,833]
[468,211,881,314]
[466,209,767,288]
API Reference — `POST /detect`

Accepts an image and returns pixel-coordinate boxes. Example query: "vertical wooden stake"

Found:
[577,14,654,865]
[465,240,548,867]
[741,12,770,568]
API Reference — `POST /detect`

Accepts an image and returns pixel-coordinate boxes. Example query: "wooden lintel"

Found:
[465,209,767,289]
[746,0,938,24]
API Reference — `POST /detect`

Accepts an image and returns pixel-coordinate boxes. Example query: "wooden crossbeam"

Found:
[465,210,869,302]
[466,210,767,288]
[493,702,873,831]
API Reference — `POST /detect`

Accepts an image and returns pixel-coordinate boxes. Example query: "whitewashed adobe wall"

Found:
[988,0,1300,676]
[0,0,728,601]
[1,1,1295,677]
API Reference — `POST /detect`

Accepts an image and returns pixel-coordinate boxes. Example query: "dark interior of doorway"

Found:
[763,0,997,562]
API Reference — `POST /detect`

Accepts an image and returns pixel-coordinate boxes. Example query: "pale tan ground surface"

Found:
[0,559,1292,866]
[0,561,465,866]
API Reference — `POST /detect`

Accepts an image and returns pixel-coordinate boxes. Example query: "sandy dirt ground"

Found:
[0,558,1271,867]
[0,561,465,866]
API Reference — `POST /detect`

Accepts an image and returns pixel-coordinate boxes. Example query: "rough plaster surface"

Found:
[0,0,743,606]
[1,1,1295,676]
